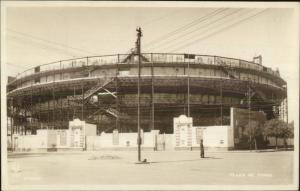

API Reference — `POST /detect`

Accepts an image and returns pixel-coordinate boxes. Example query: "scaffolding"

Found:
[7,52,287,136]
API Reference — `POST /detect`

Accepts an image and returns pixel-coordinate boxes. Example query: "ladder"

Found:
[68,77,114,102]
[105,107,130,119]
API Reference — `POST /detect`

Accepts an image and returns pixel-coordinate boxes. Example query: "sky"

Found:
[1,2,299,123]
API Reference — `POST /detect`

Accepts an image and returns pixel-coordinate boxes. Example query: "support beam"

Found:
[151,53,155,130]
[81,83,84,120]
[24,110,27,135]
[73,87,75,119]
[286,85,288,123]
[116,54,120,132]
[67,96,70,122]
[48,98,50,129]
[247,81,252,150]
[10,98,14,150]
[102,88,117,98]
[61,94,63,127]
[187,56,190,117]
[52,86,55,129]
[39,89,41,130]
[220,80,223,126]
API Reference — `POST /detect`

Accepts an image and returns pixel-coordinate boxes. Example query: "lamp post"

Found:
[135,27,149,164]
[136,27,142,162]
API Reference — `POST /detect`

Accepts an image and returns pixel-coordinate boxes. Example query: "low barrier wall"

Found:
[11,128,293,152]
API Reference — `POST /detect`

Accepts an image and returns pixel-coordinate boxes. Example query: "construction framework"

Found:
[7,52,287,137]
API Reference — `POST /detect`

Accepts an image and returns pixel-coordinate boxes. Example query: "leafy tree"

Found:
[287,121,294,138]
[263,118,288,149]
[282,121,294,148]
[244,120,263,150]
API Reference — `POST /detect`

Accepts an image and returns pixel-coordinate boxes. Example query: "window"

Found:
[119,70,130,76]
[34,77,40,84]
[209,95,215,104]
[34,66,40,73]
[202,95,208,103]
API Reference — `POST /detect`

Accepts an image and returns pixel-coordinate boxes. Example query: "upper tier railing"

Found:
[12,53,280,81]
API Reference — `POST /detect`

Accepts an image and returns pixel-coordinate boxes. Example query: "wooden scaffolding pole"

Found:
[151,53,155,130]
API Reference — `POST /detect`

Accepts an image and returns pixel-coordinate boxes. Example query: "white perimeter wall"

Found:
[192,126,234,148]
[86,131,157,149]
[14,129,72,150]
[13,127,236,150]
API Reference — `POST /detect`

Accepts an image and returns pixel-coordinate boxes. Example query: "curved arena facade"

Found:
[7,53,287,134]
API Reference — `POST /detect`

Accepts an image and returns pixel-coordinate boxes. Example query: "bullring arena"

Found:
[6,52,288,150]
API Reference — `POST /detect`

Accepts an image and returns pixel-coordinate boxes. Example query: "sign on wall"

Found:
[173,115,193,147]
[69,119,85,148]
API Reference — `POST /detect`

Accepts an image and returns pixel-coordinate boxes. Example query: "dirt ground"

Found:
[6,150,294,187]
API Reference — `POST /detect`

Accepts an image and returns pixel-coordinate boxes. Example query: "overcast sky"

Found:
[2,2,299,123]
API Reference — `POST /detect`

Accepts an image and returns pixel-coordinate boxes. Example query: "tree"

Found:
[282,121,294,148]
[244,120,263,150]
[263,119,288,150]
[287,121,294,138]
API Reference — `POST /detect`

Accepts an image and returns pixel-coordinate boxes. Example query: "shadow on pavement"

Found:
[8,152,88,159]
[202,156,223,159]
[8,153,47,159]
[255,148,294,153]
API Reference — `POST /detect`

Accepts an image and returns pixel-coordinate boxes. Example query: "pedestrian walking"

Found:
[200,139,204,158]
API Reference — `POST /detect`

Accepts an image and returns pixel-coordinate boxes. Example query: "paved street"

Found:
[7,150,294,186]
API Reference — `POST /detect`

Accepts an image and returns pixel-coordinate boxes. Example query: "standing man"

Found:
[200,139,204,158]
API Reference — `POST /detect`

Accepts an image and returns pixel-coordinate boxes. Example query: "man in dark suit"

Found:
[200,139,204,158]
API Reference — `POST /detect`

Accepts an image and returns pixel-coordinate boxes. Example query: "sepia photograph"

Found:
[1,1,299,190]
